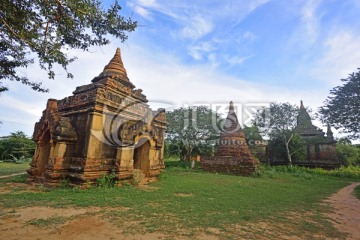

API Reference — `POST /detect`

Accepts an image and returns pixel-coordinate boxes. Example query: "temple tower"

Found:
[28,48,167,184]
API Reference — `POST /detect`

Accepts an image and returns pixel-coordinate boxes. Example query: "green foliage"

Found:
[255,102,305,165]
[338,137,352,145]
[96,169,118,188]
[0,0,136,92]
[354,185,360,200]
[165,106,221,161]
[336,142,360,166]
[319,68,360,139]
[262,165,360,179]
[0,131,35,161]
[59,178,71,189]
[243,125,263,143]
[243,125,267,161]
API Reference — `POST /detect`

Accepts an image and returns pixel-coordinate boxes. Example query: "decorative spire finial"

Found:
[102,47,127,77]
[300,100,305,109]
[223,101,242,133]
[229,101,234,112]
[327,123,334,141]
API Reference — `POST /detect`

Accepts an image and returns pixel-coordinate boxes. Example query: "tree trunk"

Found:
[284,135,293,166]
[191,160,195,169]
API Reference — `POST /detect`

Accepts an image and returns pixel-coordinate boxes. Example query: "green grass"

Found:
[355,185,360,200]
[0,162,29,176]
[0,162,355,238]
[27,216,69,228]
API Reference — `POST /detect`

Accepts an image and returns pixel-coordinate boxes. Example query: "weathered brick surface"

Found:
[201,101,259,176]
[27,48,167,185]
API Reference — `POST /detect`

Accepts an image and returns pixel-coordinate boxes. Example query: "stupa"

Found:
[201,101,259,176]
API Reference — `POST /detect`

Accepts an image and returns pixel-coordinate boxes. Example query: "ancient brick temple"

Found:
[201,101,259,176]
[269,101,339,169]
[27,48,167,184]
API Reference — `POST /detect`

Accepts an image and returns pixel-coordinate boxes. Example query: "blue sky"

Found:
[1,0,360,138]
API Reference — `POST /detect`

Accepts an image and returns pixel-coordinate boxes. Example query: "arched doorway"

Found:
[133,138,150,176]
[36,130,51,176]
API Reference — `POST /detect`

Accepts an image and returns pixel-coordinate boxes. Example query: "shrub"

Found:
[354,185,360,200]
[336,143,360,166]
[59,178,71,188]
[262,165,360,179]
[96,169,118,188]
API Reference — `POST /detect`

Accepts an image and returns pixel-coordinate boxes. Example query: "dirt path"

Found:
[324,182,360,240]
[0,172,26,179]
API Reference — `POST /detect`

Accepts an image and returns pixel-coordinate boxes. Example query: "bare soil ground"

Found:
[324,182,360,240]
[0,179,359,239]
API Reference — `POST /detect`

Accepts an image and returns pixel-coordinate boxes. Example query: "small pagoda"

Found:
[201,101,259,176]
[27,48,167,184]
[295,100,339,169]
[268,101,340,169]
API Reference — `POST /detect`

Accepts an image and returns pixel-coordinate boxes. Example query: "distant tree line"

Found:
[0,131,35,162]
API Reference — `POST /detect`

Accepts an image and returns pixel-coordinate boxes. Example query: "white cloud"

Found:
[312,30,360,85]
[224,55,253,67]
[286,0,323,49]
[127,0,159,19]
[301,0,323,44]
[134,6,151,19]
[180,15,213,40]
[139,0,157,6]
[188,41,215,60]
[242,31,257,41]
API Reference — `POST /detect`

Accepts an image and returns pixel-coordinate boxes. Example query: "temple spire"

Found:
[300,100,305,109]
[229,101,235,112]
[223,101,242,133]
[327,124,334,141]
[98,47,128,80]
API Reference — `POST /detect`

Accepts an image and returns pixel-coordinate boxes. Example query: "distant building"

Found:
[268,101,340,169]
[27,48,167,185]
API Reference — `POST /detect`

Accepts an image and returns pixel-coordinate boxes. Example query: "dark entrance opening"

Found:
[37,130,51,176]
[133,138,150,177]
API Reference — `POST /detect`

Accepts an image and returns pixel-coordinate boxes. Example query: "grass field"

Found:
[355,185,360,200]
[0,161,358,238]
[0,162,29,176]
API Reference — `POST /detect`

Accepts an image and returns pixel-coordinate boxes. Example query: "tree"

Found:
[0,131,36,161]
[166,106,221,167]
[336,138,360,166]
[319,69,360,139]
[254,102,305,165]
[0,0,137,92]
[243,125,266,162]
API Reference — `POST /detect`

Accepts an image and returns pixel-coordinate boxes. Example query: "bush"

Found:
[262,165,360,179]
[336,143,360,166]
[59,178,71,188]
[354,185,360,200]
[96,169,118,188]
